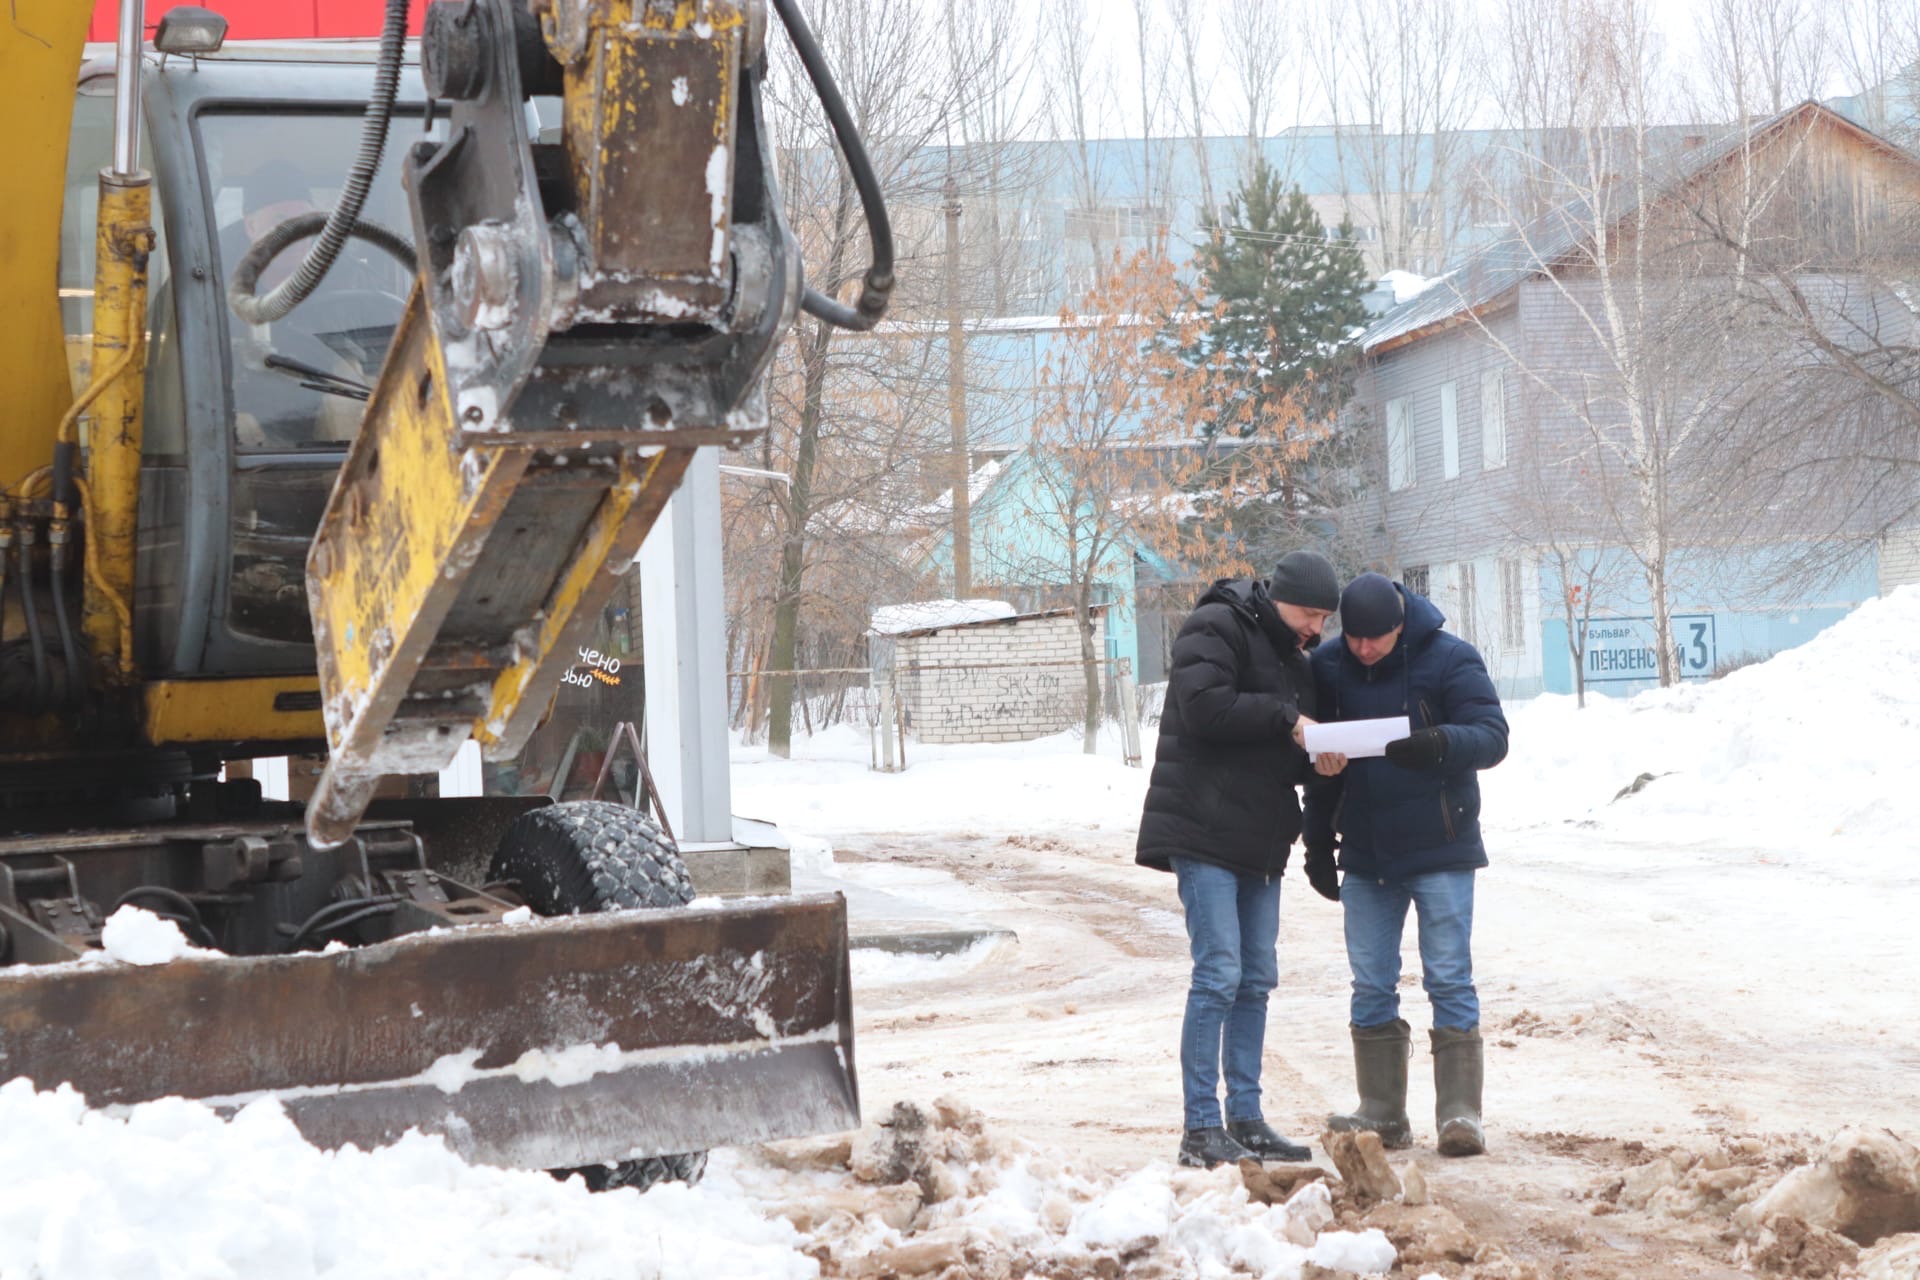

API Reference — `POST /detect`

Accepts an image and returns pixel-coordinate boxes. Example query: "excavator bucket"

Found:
[0,894,856,1169]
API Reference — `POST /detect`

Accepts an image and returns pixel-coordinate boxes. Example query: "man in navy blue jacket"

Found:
[1302,572,1508,1157]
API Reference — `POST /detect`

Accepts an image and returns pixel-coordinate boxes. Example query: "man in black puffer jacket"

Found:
[1137,550,1340,1168]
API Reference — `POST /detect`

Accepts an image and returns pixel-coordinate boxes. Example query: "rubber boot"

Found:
[1326,1019,1413,1150]
[1431,1026,1486,1157]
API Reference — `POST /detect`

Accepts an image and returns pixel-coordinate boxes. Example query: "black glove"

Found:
[1385,726,1449,771]
[1305,847,1340,901]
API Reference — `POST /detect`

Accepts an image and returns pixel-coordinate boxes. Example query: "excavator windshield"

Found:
[198,106,438,644]
[199,107,426,451]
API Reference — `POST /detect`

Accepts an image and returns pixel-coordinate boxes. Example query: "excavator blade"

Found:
[0,894,856,1169]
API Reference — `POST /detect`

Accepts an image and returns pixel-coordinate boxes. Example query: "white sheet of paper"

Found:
[1303,715,1412,759]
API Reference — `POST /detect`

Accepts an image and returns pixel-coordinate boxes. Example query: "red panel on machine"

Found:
[88,1,426,42]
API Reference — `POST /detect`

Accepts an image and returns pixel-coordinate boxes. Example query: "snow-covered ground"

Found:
[3,589,1917,1278]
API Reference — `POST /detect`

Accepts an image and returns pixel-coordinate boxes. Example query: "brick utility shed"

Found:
[870,604,1109,745]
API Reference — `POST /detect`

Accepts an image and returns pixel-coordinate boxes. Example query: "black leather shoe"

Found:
[1227,1118,1312,1162]
[1177,1126,1257,1168]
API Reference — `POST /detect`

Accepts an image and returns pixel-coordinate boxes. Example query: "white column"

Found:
[437,739,485,797]
[638,448,733,844]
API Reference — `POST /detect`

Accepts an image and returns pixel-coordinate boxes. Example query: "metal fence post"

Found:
[1116,658,1142,767]
[875,667,899,773]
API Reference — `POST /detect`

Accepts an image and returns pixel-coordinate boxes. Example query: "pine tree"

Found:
[1167,158,1374,572]
[1189,158,1372,438]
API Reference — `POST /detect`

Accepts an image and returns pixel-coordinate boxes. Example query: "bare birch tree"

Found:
[1306,0,1485,273]
[1834,0,1920,137]
[755,0,953,756]
[1043,0,1111,279]
[1465,0,1739,685]
[1225,0,1295,180]
[1166,0,1218,219]
[1692,0,1832,122]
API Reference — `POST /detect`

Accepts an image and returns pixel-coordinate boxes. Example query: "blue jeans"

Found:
[1172,856,1282,1130]
[1342,869,1479,1031]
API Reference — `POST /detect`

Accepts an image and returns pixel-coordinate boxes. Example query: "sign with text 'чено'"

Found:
[561,646,623,690]
[1583,615,1716,682]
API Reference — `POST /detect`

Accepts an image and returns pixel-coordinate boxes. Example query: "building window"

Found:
[1500,558,1525,650]
[1457,562,1478,647]
[1387,396,1415,491]
[1439,381,1460,480]
[1403,564,1430,596]
[1065,202,1167,242]
[1481,368,1508,469]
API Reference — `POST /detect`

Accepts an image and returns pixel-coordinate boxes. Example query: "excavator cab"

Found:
[2,0,892,1186]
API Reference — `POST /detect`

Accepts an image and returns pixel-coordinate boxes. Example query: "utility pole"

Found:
[943,173,972,598]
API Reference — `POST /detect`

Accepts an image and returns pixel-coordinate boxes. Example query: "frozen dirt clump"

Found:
[1738,1214,1860,1277]
[744,1097,1402,1280]
[1598,1133,1806,1222]
[1737,1127,1920,1245]
[1320,1131,1401,1205]
[1857,1231,1920,1280]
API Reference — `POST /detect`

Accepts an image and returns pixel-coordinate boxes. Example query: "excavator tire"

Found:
[489,800,708,1193]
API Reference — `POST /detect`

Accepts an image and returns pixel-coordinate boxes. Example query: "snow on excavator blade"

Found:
[0,893,857,1168]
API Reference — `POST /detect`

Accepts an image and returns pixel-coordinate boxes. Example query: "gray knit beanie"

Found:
[1268,550,1341,611]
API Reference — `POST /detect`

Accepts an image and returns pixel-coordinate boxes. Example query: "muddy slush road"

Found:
[819,821,1920,1278]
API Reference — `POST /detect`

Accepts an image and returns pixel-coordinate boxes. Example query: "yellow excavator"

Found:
[0,0,892,1189]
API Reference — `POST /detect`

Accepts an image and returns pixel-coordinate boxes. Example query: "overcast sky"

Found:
[1051,0,1872,139]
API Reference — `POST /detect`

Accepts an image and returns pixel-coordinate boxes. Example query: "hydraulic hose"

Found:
[228,0,411,325]
[227,212,418,324]
[48,544,81,706]
[49,444,84,705]
[768,0,894,331]
[16,530,48,714]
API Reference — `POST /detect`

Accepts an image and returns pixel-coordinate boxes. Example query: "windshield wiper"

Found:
[264,353,372,402]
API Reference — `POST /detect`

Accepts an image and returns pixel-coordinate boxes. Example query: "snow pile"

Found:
[739,1099,1399,1279]
[869,598,1015,636]
[731,723,1148,837]
[98,905,205,966]
[850,935,1010,985]
[1485,587,1920,848]
[0,1080,816,1280]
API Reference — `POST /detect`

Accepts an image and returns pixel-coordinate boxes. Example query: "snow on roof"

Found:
[868,599,1016,636]
[917,458,1005,519]
[1378,269,1442,305]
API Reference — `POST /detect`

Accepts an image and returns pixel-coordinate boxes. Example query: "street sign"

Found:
[1583,614,1716,682]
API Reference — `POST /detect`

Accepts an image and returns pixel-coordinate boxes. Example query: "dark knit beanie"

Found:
[1268,550,1341,611]
[1340,572,1405,638]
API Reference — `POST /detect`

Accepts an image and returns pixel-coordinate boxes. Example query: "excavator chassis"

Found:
[0,811,857,1168]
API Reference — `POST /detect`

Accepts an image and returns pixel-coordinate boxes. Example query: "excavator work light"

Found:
[154,6,227,55]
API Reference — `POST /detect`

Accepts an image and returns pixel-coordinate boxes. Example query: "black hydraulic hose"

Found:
[228,0,411,325]
[15,530,48,714]
[48,545,80,707]
[768,0,894,331]
[286,895,402,951]
[49,443,83,705]
[227,212,418,324]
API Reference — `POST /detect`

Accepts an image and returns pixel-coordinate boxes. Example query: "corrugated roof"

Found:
[1358,101,1893,354]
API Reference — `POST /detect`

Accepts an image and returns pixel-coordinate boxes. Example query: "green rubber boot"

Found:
[1326,1019,1413,1150]
[1432,1025,1486,1157]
